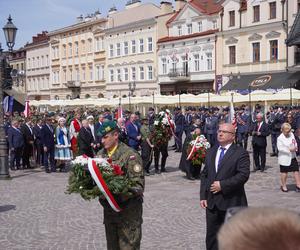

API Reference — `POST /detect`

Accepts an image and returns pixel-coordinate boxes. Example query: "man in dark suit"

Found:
[94,114,105,149]
[7,120,24,170]
[174,107,185,152]
[33,118,44,167]
[20,118,34,169]
[200,123,250,250]
[251,113,270,172]
[126,114,141,151]
[40,116,55,173]
[77,119,95,158]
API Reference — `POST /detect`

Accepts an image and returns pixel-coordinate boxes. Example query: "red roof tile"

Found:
[157,29,218,43]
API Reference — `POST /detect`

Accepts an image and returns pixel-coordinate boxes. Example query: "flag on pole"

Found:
[230,93,237,128]
[117,106,123,119]
[24,100,30,118]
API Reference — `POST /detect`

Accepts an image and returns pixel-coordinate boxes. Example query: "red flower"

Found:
[113,164,124,176]
[107,158,112,164]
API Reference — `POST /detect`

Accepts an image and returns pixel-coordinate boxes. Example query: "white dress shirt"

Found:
[215,143,232,172]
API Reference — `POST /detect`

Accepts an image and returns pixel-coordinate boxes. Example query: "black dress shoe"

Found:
[187,176,195,180]
[45,169,51,173]
[161,168,167,173]
[281,186,288,192]
[296,186,300,192]
[270,153,277,157]
[155,169,161,174]
[175,150,182,153]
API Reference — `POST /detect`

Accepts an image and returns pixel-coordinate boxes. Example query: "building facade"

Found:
[104,0,174,98]
[48,11,106,100]
[216,0,290,87]
[25,32,50,100]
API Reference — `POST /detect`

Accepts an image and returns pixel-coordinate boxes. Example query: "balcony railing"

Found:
[168,68,190,80]
[295,52,300,65]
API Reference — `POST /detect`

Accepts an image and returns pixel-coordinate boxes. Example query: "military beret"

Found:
[98,120,118,137]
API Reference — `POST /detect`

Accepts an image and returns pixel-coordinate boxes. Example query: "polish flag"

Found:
[117,106,123,119]
[24,100,30,118]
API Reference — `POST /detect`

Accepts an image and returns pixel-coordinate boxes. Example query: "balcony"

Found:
[168,68,190,81]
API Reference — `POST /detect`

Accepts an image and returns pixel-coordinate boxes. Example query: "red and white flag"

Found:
[87,158,122,213]
[117,106,123,119]
[24,100,30,118]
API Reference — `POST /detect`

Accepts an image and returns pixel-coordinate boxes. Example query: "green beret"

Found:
[98,120,118,137]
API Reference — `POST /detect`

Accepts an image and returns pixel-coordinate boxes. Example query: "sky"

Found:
[0,0,163,50]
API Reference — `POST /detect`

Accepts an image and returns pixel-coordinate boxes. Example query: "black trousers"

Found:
[141,141,152,172]
[237,132,248,150]
[253,144,266,170]
[154,143,168,171]
[35,143,44,166]
[22,144,33,168]
[206,207,226,250]
[44,147,55,172]
[175,131,183,151]
[10,147,23,169]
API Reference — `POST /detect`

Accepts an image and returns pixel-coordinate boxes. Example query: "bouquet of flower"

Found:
[150,109,174,148]
[67,155,138,201]
[186,134,210,166]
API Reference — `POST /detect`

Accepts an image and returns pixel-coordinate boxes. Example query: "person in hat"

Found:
[140,118,154,175]
[97,120,144,250]
[54,117,72,172]
[147,107,155,131]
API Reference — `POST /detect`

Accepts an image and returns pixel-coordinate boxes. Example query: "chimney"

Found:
[76,14,84,23]
[125,0,142,10]
[160,1,173,15]
[95,10,101,19]
[108,6,117,15]
[175,0,186,12]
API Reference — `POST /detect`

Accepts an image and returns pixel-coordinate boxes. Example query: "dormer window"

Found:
[178,25,182,36]
[187,23,192,34]
[229,11,235,27]
[198,21,203,32]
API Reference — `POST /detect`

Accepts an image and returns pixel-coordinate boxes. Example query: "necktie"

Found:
[217,147,226,171]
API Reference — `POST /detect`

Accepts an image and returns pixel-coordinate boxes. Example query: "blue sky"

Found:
[0,0,163,50]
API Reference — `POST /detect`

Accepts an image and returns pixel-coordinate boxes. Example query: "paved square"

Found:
[0,143,300,250]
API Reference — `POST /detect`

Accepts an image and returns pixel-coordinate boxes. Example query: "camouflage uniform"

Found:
[98,142,144,250]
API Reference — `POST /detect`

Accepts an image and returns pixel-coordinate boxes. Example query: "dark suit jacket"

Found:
[200,144,250,211]
[7,127,24,149]
[20,124,34,145]
[175,113,185,133]
[126,122,140,148]
[40,124,55,149]
[94,122,103,144]
[77,127,94,157]
[251,122,270,147]
[33,125,42,145]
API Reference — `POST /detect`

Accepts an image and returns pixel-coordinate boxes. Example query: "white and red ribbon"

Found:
[165,112,176,138]
[187,136,200,161]
[87,158,122,212]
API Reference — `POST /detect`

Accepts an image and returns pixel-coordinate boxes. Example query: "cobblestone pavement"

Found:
[1,141,300,250]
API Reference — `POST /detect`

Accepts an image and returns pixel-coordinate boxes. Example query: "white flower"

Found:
[154,120,159,126]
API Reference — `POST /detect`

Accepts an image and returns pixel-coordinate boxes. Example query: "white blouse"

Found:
[277,133,297,166]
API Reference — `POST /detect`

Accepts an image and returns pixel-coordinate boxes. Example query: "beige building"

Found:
[48,11,106,100]
[104,0,174,98]
[25,32,50,100]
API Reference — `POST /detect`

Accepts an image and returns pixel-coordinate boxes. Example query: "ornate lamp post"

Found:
[128,81,136,112]
[0,15,17,179]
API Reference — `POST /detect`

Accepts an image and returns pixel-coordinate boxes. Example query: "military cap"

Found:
[98,120,118,137]
[148,107,154,111]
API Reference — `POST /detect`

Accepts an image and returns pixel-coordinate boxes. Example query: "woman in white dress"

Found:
[277,123,300,192]
[54,117,72,172]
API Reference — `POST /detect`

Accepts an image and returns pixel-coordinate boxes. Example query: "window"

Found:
[198,22,203,32]
[124,68,129,81]
[178,26,182,36]
[76,69,80,81]
[41,56,44,67]
[46,55,49,66]
[131,40,136,54]
[270,40,278,61]
[109,44,114,57]
[298,0,300,11]
[131,67,136,80]
[162,58,167,74]
[110,69,114,82]
[75,42,79,56]
[124,41,129,55]
[139,66,144,80]
[194,54,200,71]
[28,58,31,69]
[88,39,92,53]
[139,39,144,53]
[182,55,188,75]
[206,53,212,70]
[252,42,260,62]
[229,46,236,64]
[95,65,102,80]
[212,20,217,29]
[37,57,40,68]
[229,11,235,27]
[117,43,121,56]
[269,2,276,19]
[89,66,93,81]
[148,66,153,80]
[95,37,103,52]
[69,68,73,81]
[81,40,86,54]
[187,23,192,34]
[63,70,67,82]
[172,58,177,72]
[82,67,86,81]
[253,5,260,22]
[69,43,72,56]
[63,45,66,58]
[148,37,153,52]
[117,69,121,81]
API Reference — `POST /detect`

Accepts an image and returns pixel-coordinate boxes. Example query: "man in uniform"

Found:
[236,108,250,150]
[97,121,144,250]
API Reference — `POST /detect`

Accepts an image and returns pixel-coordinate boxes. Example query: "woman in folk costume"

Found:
[54,117,73,172]
[69,112,82,156]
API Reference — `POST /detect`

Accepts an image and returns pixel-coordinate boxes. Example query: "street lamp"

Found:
[3,15,17,52]
[0,15,17,179]
[128,81,136,112]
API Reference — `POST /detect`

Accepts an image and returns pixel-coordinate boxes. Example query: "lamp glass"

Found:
[3,15,17,51]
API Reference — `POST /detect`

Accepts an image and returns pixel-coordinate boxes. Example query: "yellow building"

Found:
[48,12,106,100]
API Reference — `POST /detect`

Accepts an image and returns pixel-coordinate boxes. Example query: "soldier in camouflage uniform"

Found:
[97,120,144,250]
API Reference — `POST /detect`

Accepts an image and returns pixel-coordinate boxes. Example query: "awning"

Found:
[4,88,26,105]
[221,71,300,92]
[287,11,300,46]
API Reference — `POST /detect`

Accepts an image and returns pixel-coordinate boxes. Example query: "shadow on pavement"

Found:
[0,205,16,213]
